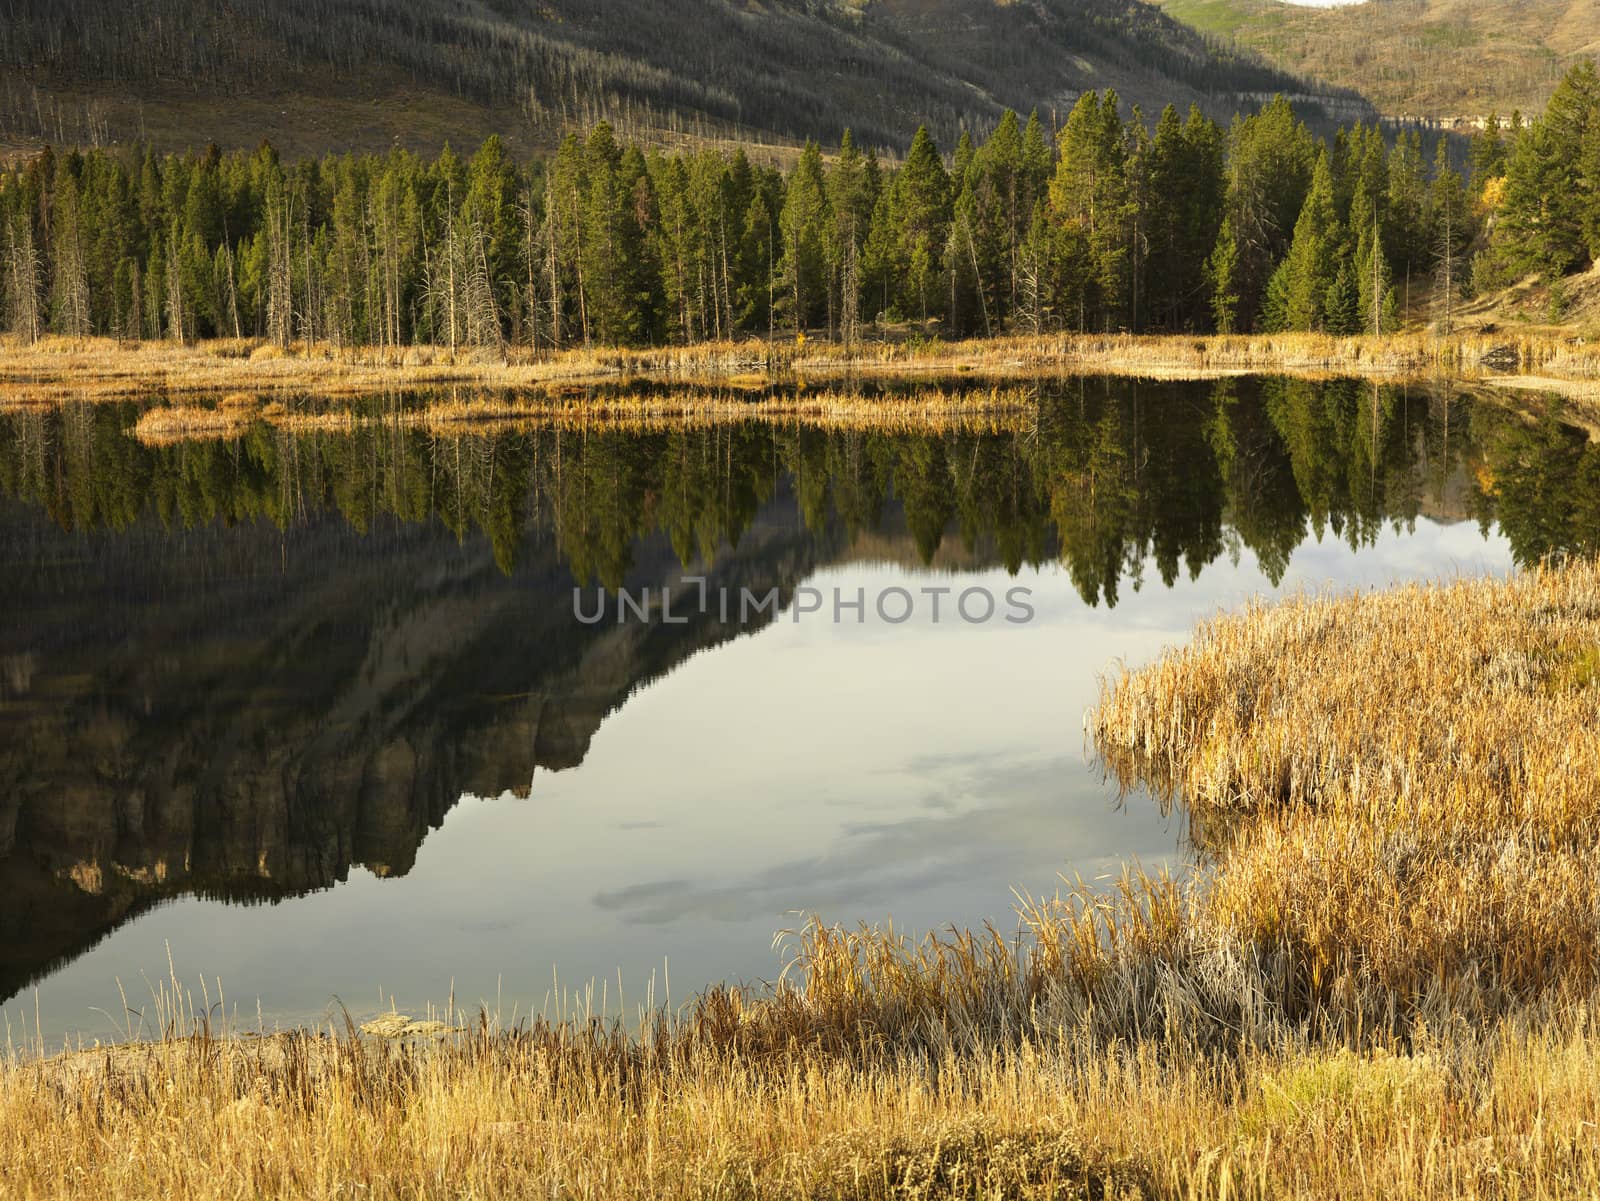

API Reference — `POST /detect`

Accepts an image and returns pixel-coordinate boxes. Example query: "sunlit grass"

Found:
[1090,559,1600,1022]
[5,329,1600,412]
[6,557,1600,1196]
[5,915,1600,1199]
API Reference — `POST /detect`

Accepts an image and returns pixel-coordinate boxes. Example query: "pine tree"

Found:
[826,130,873,346]
[164,220,189,342]
[1283,150,1341,331]
[1222,95,1317,331]
[546,133,589,346]
[967,111,1021,324]
[653,154,699,343]
[214,241,242,339]
[50,170,93,336]
[1147,105,1189,330]
[616,147,663,345]
[946,169,989,337]
[580,122,630,345]
[1354,224,1395,334]
[1498,115,1590,277]
[1324,259,1360,335]
[1139,103,1228,332]
[1049,91,1131,330]
[1207,215,1240,334]
[737,186,776,335]
[263,171,295,348]
[777,140,828,334]
[1470,114,1506,196]
[1016,200,1054,334]
[890,126,950,327]
[1261,259,1291,333]
[1385,130,1429,284]
[1020,111,1053,216]
[1348,162,1397,338]
[1431,139,1469,334]
[1124,106,1152,333]
[463,135,520,317]
[144,234,167,340]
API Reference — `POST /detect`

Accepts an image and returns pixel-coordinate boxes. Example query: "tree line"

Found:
[2,65,1597,350]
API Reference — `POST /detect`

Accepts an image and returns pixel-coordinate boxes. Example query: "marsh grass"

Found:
[131,402,256,444]
[7,563,1600,1197]
[1090,559,1600,1026]
[5,928,1600,1199]
[6,330,1600,411]
[406,384,1038,434]
[128,384,1039,443]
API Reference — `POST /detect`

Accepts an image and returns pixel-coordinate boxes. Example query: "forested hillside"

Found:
[1152,0,1600,121]
[0,73,1528,354]
[0,0,1365,155]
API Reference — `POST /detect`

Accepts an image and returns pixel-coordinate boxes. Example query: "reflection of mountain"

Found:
[0,486,858,1003]
[3,379,1597,1002]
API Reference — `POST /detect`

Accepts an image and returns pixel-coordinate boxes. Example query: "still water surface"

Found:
[3,376,1592,1040]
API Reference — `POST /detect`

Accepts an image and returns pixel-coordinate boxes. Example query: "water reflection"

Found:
[0,377,1589,1026]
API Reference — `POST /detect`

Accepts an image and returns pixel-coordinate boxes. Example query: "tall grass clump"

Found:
[1090,558,1600,1028]
[131,401,256,444]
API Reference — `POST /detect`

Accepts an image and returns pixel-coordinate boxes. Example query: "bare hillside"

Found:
[1152,0,1600,120]
[0,0,1368,155]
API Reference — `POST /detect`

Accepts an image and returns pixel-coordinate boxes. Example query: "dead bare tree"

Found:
[4,214,42,343]
[266,188,295,348]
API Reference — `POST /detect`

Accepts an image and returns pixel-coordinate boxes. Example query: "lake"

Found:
[2,375,1593,1043]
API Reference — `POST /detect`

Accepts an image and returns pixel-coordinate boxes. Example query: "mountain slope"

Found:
[1150,0,1600,120]
[0,0,1369,156]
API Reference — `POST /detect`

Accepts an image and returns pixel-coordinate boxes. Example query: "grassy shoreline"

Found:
[5,330,1600,410]
[6,561,1600,1197]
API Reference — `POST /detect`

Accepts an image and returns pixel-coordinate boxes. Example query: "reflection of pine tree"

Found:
[1477,410,1597,565]
[896,435,955,565]
[9,382,1596,602]
[1047,401,1136,606]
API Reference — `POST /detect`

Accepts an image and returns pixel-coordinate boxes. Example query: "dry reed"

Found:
[5,928,1600,1199]
[5,329,1600,412]
[6,562,1600,1197]
[403,384,1037,435]
[131,403,255,445]
[1091,559,1600,1024]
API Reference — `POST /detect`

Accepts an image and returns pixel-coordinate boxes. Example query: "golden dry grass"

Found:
[5,934,1600,1199]
[404,385,1038,435]
[5,561,1600,1196]
[118,384,1040,443]
[5,329,1600,413]
[130,403,256,446]
[1090,559,1600,1023]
